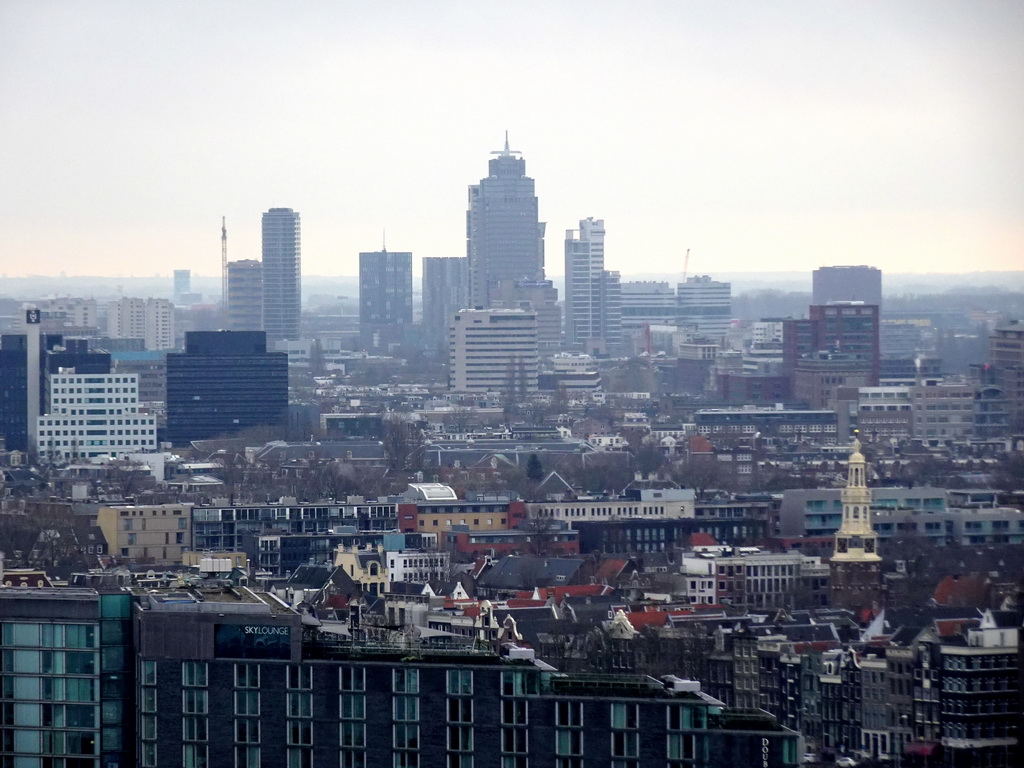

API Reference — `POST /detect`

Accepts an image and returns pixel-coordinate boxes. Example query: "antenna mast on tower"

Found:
[221,216,228,312]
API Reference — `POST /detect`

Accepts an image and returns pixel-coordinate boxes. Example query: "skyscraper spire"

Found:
[504,130,510,153]
[221,216,228,312]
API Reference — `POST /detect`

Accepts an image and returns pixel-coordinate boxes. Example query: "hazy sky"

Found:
[1,1,1022,280]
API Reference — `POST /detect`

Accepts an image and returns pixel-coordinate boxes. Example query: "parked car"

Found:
[801,753,818,764]
[836,758,858,767]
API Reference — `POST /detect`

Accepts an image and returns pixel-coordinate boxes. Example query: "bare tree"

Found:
[669,455,725,498]
[382,416,425,472]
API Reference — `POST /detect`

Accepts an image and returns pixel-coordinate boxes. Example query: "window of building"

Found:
[287,665,313,690]
[235,664,259,688]
[183,689,208,715]
[447,669,473,696]
[393,668,419,694]
[340,667,365,692]
[183,661,208,687]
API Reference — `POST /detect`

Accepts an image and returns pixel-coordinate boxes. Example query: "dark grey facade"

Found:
[812,266,882,307]
[467,137,545,309]
[0,334,110,452]
[422,257,468,355]
[261,208,301,343]
[165,331,288,445]
[134,590,799,768]
[359,250,413,350]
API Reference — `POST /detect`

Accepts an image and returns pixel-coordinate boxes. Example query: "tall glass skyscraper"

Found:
[422,256,468,355]
[466,136,545,308]
[261,207,301,342]
[359,249,413,350]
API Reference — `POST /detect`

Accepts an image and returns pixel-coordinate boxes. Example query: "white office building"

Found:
[448,308,539,393]
[677,275,732,340]
[386,550,451,585]
[36,373,157,461]
[620,281,678,332]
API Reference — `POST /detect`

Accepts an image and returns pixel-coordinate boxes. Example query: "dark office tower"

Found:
[261,207,301,342]
[0,345,28,451]
[0,333,110,451]
[812,265,882,306]
[173,269,191,301]
[227,259,264,331]
[359,249,413,350]
[564,218,622,354]
[467,135,545,308]
[166,331,288,445]
[422,256,468,354]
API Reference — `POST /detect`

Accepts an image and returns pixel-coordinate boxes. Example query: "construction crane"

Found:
[682,247,690,283]
[221,217,227,313]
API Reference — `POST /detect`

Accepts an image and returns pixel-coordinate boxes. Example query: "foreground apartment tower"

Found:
[261,207,301,343]
[467,136,545,309]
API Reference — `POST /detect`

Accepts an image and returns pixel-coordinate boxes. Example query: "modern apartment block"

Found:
[422,256,468,355]
[448,308,539,393]
[261,207,301,343]
[563,218,622,354]
[226,259,263,331]
[165,331,288,445]
[106,298,175,351]
[97,503,193,565]
[35,372,157,461]
[467,136,545,309]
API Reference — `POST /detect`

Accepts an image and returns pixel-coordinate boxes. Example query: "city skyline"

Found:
[1,2,1021,279]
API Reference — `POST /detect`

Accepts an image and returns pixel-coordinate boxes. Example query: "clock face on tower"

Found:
[836,538,848,554]
[851,536,863,549]
[864,538,876,553]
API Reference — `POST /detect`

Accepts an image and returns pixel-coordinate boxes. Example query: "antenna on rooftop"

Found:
[221,216,228,312]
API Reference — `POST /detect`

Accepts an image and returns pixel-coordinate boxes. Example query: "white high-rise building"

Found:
[36,372,157,461]
[448,308,538,393]
[262,207,302,343]
[563,218,621,353]
[676,275,732,340]
[106,298,175,350]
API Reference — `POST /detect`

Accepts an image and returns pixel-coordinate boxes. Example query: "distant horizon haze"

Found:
[1,2,1021,277]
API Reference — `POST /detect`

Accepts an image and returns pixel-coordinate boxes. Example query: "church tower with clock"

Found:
[829,438,883,615]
